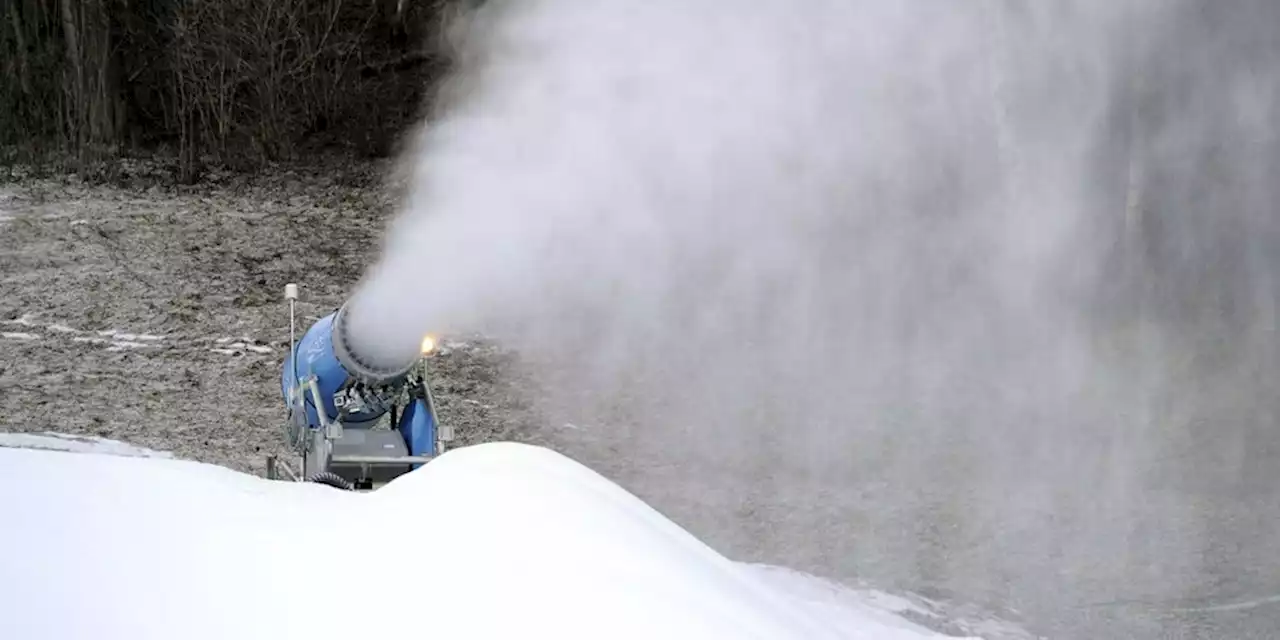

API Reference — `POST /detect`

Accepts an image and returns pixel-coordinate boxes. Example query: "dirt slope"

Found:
[0,160,546,475]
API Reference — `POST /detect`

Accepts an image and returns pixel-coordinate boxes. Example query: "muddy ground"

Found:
[0,159,555,476]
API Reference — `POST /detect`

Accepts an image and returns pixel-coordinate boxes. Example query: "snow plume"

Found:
[346,1,1280,637]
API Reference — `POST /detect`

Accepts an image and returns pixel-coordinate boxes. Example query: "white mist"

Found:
[344,1,1280,638]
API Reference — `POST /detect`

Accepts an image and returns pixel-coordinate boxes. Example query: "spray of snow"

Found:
[339,0,1280,636]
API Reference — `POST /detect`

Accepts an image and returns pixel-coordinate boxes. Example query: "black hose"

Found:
[307,471,355,491]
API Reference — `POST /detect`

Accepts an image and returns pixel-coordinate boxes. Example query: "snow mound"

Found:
[0,441,981,640]
[744,565,1040,640]
[0,431,174,459]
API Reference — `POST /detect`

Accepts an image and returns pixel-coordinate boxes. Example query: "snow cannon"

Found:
[269,283,453,490]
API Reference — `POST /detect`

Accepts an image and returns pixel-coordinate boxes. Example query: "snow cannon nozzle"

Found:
[331,303,420,385]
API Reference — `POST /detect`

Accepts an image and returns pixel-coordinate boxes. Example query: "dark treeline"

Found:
[1,0,476,181]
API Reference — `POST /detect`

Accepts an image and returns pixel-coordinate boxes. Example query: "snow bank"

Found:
[0,432,174,459]
[0,440,979,640]
[744,565,1036,640]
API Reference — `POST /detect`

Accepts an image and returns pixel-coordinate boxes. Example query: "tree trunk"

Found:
[7,3,32,95]
[60,0,86,161]
[88,0,123,148]
[53,0,126,166]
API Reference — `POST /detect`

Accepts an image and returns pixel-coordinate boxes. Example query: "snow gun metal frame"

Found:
[266,283,454,491]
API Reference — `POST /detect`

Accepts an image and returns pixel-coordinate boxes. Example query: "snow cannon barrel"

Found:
[280,303,423,430]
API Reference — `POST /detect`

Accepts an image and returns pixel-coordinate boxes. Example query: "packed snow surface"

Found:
[0,438,980,640]
[0,432,174,459]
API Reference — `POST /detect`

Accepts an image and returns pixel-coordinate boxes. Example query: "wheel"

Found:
[307,471,355,491]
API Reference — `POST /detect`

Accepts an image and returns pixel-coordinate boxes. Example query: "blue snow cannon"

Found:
[271,284,452,490]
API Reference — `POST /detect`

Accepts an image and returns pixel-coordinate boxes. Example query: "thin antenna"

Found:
[285,282,299,368]
[285,282,301,474]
